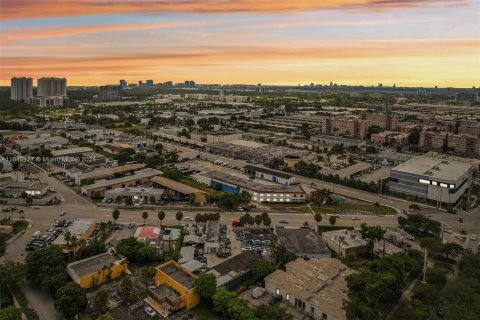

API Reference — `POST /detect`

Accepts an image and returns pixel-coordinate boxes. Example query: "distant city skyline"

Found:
[1,0,479,87]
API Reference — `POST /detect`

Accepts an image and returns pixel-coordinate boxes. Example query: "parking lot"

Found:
[236,228,271,257]
[109,300,194,320]
[24,219,71,251]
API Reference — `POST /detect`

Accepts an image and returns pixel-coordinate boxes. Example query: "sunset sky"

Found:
[1,0,479,87]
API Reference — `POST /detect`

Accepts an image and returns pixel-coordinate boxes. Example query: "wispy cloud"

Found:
[0,0,469,21]
[1,20,216,42]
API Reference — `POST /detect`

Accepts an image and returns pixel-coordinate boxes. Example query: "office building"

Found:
[243,165,296,185]
[195,171,306,203]
[99,85,122,101]
[146,80,154,87]
[119,79,127,87]
[10,77,33,101]
[265,258,352,320]
[67,252,128,288]
[390,156,474,204]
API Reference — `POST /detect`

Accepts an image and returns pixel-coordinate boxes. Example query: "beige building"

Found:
[190,131,243,144]
[265,258,353,320]
[321,229,368,259]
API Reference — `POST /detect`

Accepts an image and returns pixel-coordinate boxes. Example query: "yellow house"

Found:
[145,261,200,317]
[66,252,128,288]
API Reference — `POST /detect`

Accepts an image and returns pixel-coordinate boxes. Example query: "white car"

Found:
[144,306,156,317]
[59,211,66,216]
[471,235,478,241]
[128,222,136,228]
[184,217,193,221]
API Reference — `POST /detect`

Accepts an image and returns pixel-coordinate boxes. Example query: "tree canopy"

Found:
[54,283,88,320]
[193,273,217,301]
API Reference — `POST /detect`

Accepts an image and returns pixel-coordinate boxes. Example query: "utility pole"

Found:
[422,247,428,283]
[441,223,445,242]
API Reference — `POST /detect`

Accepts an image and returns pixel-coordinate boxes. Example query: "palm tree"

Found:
[142,211,148,225]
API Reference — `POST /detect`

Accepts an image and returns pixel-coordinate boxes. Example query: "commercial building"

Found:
[390,156,474,204]
[265,258,353,320]
[208,140,308,165]
[53,219,96,247]
[275,228,331,259]
[0,177,49,199]
[10,77,33,101]
[243,165,296,185]
[191,131,243,144]
[195,171,306,203]
[145,261,200,317]
[67,252,128,288]
[99,85,122,101]
[14,136,69,151]
[321,229,368,259]
[80,169,161,197]
[150,176,207,205]
[67,163,146,185]
[104,186,164,203]
[207,251,263,290]
[420,131,478,156]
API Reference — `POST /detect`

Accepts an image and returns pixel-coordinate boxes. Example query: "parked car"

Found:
[471,235,478,241]
[144,307,156,317]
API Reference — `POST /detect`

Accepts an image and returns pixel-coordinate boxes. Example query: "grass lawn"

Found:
[179,178,223,197]
[282,203,394,215]
[12,220,29,234]
[190,304,220,320]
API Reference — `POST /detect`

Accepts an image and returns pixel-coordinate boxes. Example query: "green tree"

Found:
[314,213,322,229]
[398,214,441,238]
[360,223,386,257]
[124,197,133,206]
[212,287,237,316]
[250,260,277,282]
[0,306,21,320]
[193,273,217,301]
[94,289,109,313]
[254,215,262,227]
[97,315,114,320]
[329,216,336,226]
[120,276,133,296]
[0,260,25,289]
[142,211,148,225]
[255,304,292,320]
[112,209,120,224]
[25,246,68,296]
[412,282,440,307]
[176,211,183,225]
[54,283,88,320]
[157,211,165,227]
[426,266,448,289]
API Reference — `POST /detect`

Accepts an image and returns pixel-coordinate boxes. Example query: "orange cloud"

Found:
[0,20,216,42]
[0,0,468,21]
